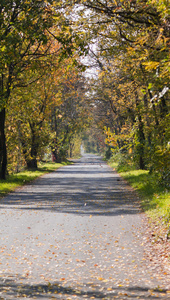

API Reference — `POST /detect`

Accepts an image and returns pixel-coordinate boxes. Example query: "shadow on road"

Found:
[0,274,169,299]
[0,155,141,216]
[0,177,141,216]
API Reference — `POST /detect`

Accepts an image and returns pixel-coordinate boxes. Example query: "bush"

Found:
[109,150,136,172]
[150,147,170,188]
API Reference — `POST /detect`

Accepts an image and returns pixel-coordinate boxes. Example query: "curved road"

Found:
[0,154,169,299]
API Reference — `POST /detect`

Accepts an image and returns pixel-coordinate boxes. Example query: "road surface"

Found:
[0,154,169,299]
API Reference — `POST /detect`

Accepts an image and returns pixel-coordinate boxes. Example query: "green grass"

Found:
[0,162,68,198]
[109,160,170,226]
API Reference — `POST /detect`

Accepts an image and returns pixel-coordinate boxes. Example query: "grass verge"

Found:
[109,160,170,229]
[0,161,69,199]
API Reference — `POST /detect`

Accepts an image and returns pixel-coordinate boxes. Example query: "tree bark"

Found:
[18,123,38,170]
[26,158,37,169]
[0,108,7,179]
[26,128,38,169]
[51,149,62,163]
[138,114,145,170]
[134,86,146,170]
[69,139,73,158]
[160,95,168,119]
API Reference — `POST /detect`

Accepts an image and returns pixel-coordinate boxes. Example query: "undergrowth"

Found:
[109,157,170,228]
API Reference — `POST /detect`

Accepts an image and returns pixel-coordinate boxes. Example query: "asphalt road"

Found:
[0,154,169,299]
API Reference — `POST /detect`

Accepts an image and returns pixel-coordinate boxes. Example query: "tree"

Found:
[6,52,90,170]
[8,71,55,169]
[0,1,51,177]
[0,0,73,178]
[6,38,69,170]
[68,0,169,175]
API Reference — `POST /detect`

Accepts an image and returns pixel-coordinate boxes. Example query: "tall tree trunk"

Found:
[69,139,73,158]
[0,108,7,179]
[160,96,168,118]
[138,114,145,170]
[26,158,37,169]
[0,67,13,179]
[148,89,159,126]
[19,123,38,169]
[51,148,62,163]
[51,108,61,162]
[134,87,146,170]
[26,128,38,169]
[143,93,151,146]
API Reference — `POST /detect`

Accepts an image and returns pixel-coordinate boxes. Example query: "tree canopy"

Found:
[0,0,169,184]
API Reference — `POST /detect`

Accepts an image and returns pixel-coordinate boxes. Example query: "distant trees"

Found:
[50,63,89,162]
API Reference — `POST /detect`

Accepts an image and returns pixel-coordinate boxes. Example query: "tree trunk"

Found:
[26,158,37,169]
[148,89,159,126]
[19,125,38,170]
[26,130,38,169]
[51,149,62,163]
[160,96,168,118]
[69,140,73,158]
[143,93,151,146]
[134,86,146,170]
[0,108,7,179]
[138,115,145,170]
